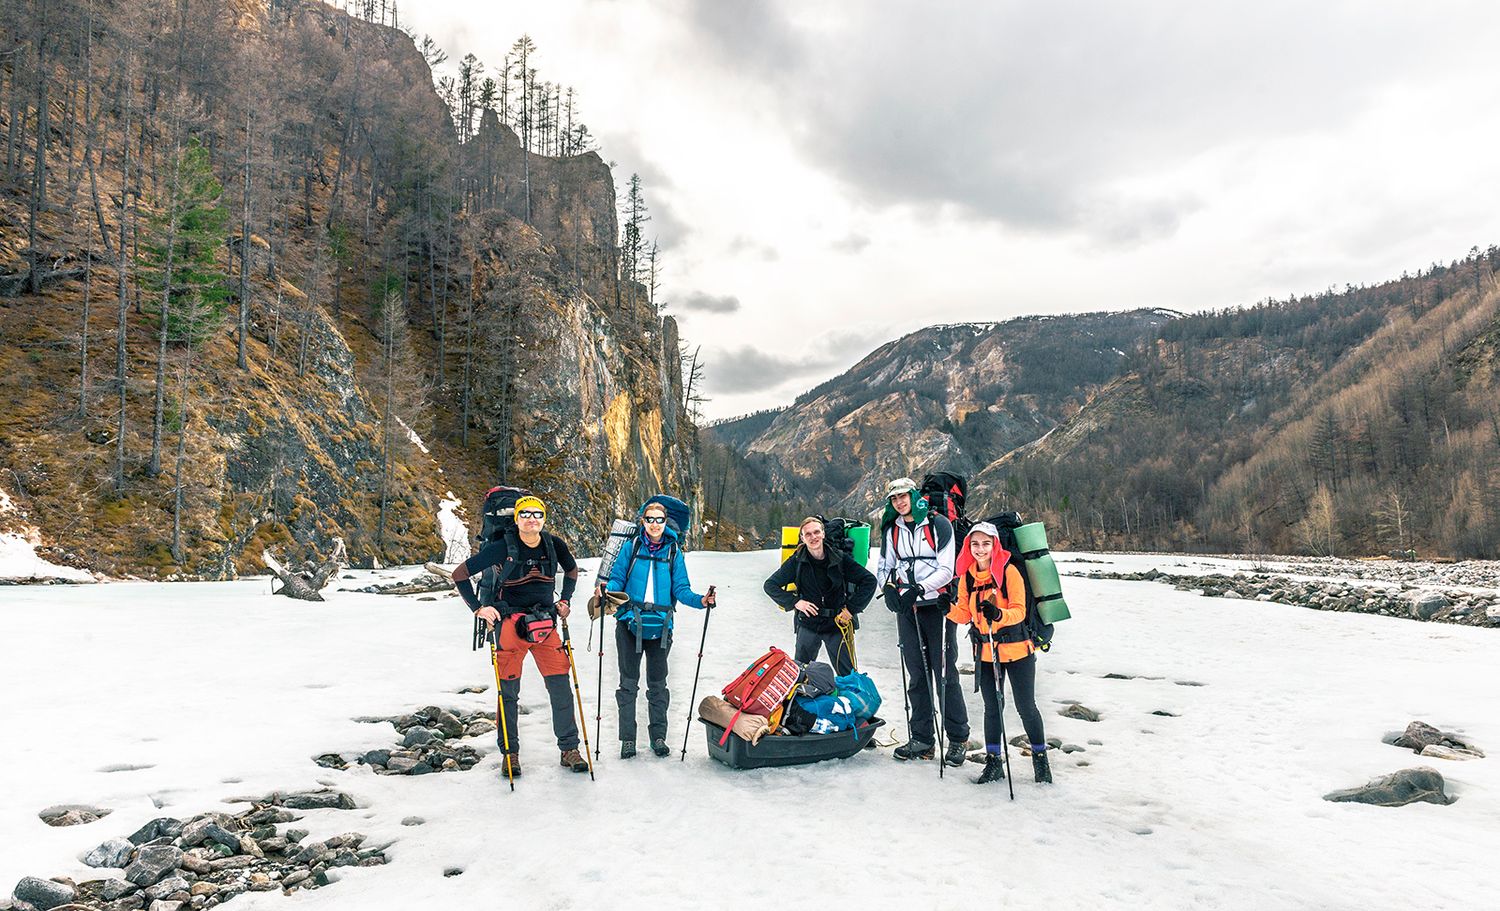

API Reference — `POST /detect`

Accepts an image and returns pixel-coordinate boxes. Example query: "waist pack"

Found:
[620,600,673,652]
[719,647,803,746]
[515,610,556,644]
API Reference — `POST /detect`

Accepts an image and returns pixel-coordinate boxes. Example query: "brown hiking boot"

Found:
[560,749,589,773]
[501,754,522,778]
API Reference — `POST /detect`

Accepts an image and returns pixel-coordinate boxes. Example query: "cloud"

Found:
[830,232,869,254]
[679,0,1490,246]
[727,235,780,261]
[703,345,839,393]
[684,0,804,75]
[677,290,742,313]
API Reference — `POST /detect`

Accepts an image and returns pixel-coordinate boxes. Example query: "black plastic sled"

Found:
[700,717,885,770]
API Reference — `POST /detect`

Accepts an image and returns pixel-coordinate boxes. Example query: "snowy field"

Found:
[3,549,1498,910]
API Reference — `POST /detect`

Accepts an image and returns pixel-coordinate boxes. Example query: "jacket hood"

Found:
[956,521,1011,580]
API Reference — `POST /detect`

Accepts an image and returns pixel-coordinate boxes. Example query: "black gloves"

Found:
[979,598,1002,623]
[883,581,921,613]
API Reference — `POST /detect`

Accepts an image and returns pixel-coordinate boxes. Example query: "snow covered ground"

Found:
[3,550,1498,910]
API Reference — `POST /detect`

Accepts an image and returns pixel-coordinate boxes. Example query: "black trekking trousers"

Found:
[794,624,856,676]
[978,652,1046,750]
[896,605,969,747]
[615,621,672,743]
[497,675,580,755]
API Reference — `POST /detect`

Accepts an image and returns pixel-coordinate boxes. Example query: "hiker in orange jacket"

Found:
[947,521,1051,785]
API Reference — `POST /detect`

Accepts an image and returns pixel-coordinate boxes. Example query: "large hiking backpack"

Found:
[642,494,692,542]
[720,647,804,745]
[475,484,558,612]
[922,472,972,542]
[819,516,871,565]
[985,511,1055,651]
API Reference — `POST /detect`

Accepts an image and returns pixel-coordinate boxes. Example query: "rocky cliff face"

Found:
[712,311,1173,520]
[0,0,697,576]
[463,196,700,551]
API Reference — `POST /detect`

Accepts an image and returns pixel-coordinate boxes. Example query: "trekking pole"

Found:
[887,577,913,750]
[679,585,714,761]
[559,616,595,781]
[986,627,1016,801]
[911,603,946,780]
[488,628,515,793]
[594,595,606,764]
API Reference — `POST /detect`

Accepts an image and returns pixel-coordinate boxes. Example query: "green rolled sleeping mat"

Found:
[1013,522,1071,624]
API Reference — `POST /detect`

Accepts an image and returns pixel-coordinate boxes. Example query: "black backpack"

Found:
[922,472,973,543]
[982,511,1053,651]
[820,516,857,559]
[476,485,558,611]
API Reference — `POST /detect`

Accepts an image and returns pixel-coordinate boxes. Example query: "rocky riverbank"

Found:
[1074,567,1500,628]
[6,791,382,911]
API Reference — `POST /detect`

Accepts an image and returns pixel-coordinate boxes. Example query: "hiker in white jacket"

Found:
[877,477,970,766]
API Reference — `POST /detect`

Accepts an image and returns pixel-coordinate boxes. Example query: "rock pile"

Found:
[38,805,111,827]
[1078,568,1500,628]
[8,792,383,911]
[1383,721,1485,761]
[350,573,450,595]
[338,705,499,775]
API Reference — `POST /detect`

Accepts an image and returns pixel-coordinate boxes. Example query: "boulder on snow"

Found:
[1420,744,1485,761]
[1059,703,1101,722]
[11,876,77,910]
[83,837,135,868]
[1386,720,1481,754]
[275,789,356,810]
[1323,767,1455,807]
[1408,593,1449,620]
[122,844,182,886]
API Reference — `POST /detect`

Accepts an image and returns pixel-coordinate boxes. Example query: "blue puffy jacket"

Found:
[606,522,705,648]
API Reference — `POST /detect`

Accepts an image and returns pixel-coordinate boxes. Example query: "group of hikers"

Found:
[447,476,1052,787]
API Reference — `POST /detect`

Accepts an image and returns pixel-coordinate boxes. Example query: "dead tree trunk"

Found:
[263,537,347,601]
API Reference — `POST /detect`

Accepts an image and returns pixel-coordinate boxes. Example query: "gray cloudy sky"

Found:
[406,0,1500,420]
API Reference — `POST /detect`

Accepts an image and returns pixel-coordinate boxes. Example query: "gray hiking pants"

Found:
[497,674,579,754]
[615,621,672,743]
[897,605,969,747]
[793,625,856,676]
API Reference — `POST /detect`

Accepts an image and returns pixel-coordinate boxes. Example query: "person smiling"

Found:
[602,496,717,759]
[762,515,876,675]
[452,495,587,778]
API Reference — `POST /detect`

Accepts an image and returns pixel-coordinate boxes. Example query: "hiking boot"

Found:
[1033,750,1053,784]
[560,749,589,773]
[893,740,934,761]
[651,738,671,758]
[620,741,637,760]
[501,754,522,778]
[975,754,1005,784]
[944,741,967,767]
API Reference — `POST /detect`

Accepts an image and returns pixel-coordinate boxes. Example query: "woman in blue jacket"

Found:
[604,497,716,758]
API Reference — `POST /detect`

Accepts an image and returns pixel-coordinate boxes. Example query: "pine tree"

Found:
[141,133,228,477]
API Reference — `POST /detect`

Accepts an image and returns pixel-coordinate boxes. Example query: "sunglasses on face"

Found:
[517,510,545,519]
[642,516,667,525]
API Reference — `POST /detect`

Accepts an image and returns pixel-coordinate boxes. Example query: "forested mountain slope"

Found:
[981,253,1500,558]
[0,0,698,575]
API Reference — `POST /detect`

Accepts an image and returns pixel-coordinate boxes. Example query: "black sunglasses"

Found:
[517,510,545,519]
[642,516,667,524]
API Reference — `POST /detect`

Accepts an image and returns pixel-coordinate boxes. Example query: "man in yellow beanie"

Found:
[452,493,588,777]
